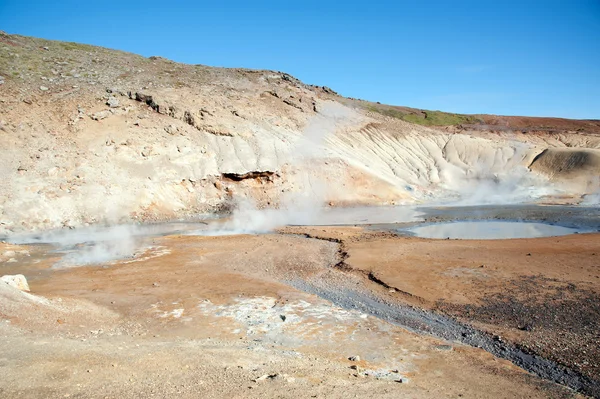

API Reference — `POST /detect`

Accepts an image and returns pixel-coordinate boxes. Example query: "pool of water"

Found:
[405,221,585,240]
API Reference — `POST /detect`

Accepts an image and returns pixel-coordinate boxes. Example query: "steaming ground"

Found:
[2,216,600,398]
[2,32,600,398]
[5,204,597,268]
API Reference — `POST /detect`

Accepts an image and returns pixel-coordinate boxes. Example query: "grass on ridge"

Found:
[366,104,481,126]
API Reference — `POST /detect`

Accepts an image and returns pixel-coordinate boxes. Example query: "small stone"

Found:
[279,315,286,322]
[348,355,361,362]
[39,86,49,91]
[152,282,160,287]
[91,110,111,121]
[42,46,49,51]
[253,374,277,382]
[164,124,179,135]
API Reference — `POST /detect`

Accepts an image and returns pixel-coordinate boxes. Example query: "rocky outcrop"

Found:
[1,274,30,291]
[222,171,275,182]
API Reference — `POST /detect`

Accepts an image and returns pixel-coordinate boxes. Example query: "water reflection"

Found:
[407,221,582,240]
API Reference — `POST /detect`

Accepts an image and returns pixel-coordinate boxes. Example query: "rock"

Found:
[164,124,178,135]
[253,374,277,382]
[141,147,152,157]
[3,250,16,257]
[348,355,361,362]
[39,86,49,91]
[434,345,453,351]
[1,274,30,291]
[91,110,111,121]
[106,96,119,108]
[42,46,49,51]
[183,110,197,127]
[322,86,338,95]
[6,258,17,263]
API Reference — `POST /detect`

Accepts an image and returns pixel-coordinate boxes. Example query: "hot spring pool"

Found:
[405,221,585,240]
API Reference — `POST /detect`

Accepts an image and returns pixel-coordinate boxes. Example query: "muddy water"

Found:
[3,204,599,267]
[406,221,585,239]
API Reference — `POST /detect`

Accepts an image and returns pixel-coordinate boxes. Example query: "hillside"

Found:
[1,32,599,234]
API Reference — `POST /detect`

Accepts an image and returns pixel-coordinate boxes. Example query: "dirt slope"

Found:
[1,32,599,234]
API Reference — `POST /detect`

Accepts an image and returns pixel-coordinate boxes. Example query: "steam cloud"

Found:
[200,101,358,235]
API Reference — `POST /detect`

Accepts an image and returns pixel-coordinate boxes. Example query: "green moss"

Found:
[403,111,480,126]
[366,105,408,119]
[366,103,481,126]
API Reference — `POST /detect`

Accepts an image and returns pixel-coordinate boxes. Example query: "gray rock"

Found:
[106,96,119,108]
[91,110,111,121]
[39,86,49,91]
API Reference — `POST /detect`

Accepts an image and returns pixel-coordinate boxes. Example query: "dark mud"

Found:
[285,229,600,398]
[438,276,600,384]
[290,275,600,397]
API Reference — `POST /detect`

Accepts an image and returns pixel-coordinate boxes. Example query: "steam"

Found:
[199,101,358,235]
[582,190,600,205]
[434,141,563,206]
[6,223,202,268]
[581,176,600,205]
[438,164,562,205]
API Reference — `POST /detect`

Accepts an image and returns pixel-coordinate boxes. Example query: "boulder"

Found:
[1,274,30,291]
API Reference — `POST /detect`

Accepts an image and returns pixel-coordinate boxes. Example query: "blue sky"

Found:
[1,0,599,119]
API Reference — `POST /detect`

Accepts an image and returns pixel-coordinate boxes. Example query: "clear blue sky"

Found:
[1,0,599,119]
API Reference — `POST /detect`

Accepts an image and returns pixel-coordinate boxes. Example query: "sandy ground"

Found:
[1,229,594,398]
